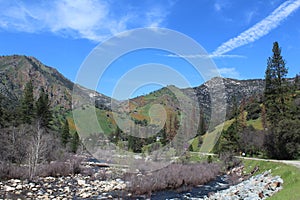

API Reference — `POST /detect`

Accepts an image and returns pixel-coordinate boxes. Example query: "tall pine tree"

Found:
[264,42,300,159]
[61,119,70,147]
[264,41,288,125]
[36,87,52,128]
[71,132,80,153]
[21,81,35,124]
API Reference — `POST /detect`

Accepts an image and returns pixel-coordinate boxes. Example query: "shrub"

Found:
[0,162,28,180]
[123,162,222,195]
[219,152,241,170]
[38,156,83,177]
[246,102,261,120]
[207,155,213,163]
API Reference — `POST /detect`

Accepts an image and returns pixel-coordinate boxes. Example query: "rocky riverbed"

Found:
[0,164,283,199]
[202,170,283,200]
[0,168,127,199]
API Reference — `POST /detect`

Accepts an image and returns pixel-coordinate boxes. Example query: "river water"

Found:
[150,175,230,199]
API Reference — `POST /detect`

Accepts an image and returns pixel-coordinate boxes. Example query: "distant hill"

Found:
[131,77,266,122]
[0,55,269,115]
[0,55,111,111]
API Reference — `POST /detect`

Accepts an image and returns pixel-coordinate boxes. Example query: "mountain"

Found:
[130,77,266,121]
[187,77,265,113]
[0,55,112,111]
[0,55,268,115]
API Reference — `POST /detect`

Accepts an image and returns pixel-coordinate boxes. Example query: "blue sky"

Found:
[0,0,300,98]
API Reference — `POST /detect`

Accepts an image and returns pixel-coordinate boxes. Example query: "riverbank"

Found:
[242,159,300,200]
[1,158,299,199]
[0,168,126,199]
[202,170,283,199]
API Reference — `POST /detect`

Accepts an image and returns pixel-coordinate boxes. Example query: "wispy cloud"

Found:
[245,10,256,25]
[212,0,300,56]
[210,67,241,79]
[218,67,240,79]
[0,0,172,42]
[214,0,231,12]
[164,53,246,59]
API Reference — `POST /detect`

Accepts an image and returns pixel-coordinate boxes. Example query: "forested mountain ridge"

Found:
[0,55,111,111]
[0,54,275,118]
[0,54,296,128]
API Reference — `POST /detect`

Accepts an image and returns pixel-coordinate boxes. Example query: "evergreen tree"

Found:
[36,87,52,128]
[71,132,80,153]
[197,109,206,136]
[261,104,267,130]
[21,81,35,124]
[264,41,289,125]
[221,120,240,152]
[238,99,247,129]
[0,95,7,128]
[264,42,300,159]
[216,96,244,154]
[61,119,70,147]
[159,124,168,145]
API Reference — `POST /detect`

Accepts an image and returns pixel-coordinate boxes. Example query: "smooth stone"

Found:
[4,185,15,192]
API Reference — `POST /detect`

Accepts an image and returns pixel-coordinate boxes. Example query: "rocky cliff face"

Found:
[187,77,265,110]
[0,55,111,110]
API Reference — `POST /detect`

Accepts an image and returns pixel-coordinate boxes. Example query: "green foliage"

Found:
[215,96,244,154]
[246,102,261,120]
[70,131,80,153]
[20,81,35,124]
[110,126,122,144]
[264,42,300,159]
[197,109,207,136]
[264,41,289,124]
[266,119,300,159]
[128,135,144,153]
[0,95,9,128]
[207,155,213,163]
[36,87,52,128]
[218,121,240,153]
[61,119,70,147]
[159,124,168,145]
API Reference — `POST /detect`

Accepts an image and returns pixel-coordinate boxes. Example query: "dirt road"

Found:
[237,156,300,169]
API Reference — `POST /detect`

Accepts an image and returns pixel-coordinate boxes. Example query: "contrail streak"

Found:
[212,0,300,56]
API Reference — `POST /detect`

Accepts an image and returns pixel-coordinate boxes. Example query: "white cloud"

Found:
[0,0,172,42]
[212,0,300,56]
[164,53,246,59]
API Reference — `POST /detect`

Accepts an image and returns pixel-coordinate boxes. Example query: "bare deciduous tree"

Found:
[27,120,50,179]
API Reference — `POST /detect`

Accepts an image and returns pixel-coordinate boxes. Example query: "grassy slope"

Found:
[191,119,235,152]
[191,112,264,152]
[67,106,116,135]
[243,159,300,200]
